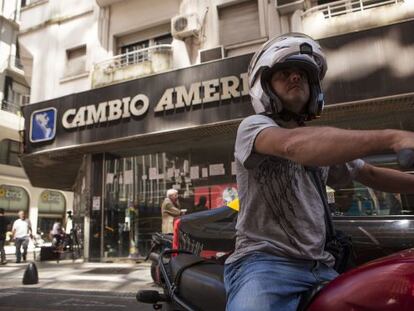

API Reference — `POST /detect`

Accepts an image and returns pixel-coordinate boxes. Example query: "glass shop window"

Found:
[103,134,237,258]
[37,190,66,242]
[329,156,414,216]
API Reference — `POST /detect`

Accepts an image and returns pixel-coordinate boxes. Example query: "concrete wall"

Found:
[18,0,413,102]
[19,0,98,102]
[0,0,20,103]
[16,0,286,102]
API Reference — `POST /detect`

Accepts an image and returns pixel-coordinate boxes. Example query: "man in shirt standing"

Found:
[12,210,32,263]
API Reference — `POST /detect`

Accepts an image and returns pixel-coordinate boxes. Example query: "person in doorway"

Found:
[65,210,73,234]
[0,208,7,264]
[224,33,414,311]
[12,211,32,263]
[161,189,184,234]
[50,221,66,248]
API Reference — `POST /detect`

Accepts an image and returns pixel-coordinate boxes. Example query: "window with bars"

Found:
[117,27,172,67]
[0,139,21,167]
[2,76,29,115]
[120,40,150,65]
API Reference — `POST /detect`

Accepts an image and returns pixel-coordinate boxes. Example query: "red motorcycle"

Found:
[137,150,414,310]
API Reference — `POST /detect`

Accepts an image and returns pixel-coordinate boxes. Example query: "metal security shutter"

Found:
[218,0,260,46]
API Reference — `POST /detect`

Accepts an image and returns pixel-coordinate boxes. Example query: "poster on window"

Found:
[194,183,238,210]
[194,186,210,208]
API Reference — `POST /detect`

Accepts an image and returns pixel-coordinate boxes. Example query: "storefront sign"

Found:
[41,190,63,204]
[62,94,149,129]
[23,53,254,153]
[60,73,248,129]
[39,190,66,214]
[30,108,57,142]
[0,186,23,201]
[153,73,249,112]
[0,185,29,212]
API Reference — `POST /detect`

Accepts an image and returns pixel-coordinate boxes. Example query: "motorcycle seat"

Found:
[170,253,226,311]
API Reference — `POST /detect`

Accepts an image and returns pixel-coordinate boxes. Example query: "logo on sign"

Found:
[0,187,23,201]
[30,108,57,143]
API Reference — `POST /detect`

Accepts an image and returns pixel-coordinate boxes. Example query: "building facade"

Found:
[0,0,73,246]
[18,0,414,261]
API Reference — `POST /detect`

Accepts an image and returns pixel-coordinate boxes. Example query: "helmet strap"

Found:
[279,109,307,126]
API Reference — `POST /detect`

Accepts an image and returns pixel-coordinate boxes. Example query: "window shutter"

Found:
[66,46,86,77]
[219,0,260,46]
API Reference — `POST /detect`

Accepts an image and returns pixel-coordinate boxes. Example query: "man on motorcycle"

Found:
[224,33,414,311]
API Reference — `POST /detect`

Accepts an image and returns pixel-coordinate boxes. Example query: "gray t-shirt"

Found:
[226,115,365,266]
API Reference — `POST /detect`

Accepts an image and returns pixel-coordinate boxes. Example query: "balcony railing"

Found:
[303,0,403,19]
[92,44,173,88]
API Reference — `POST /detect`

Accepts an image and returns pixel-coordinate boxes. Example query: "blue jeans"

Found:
[15,237,29,262]
[224,252,338,311]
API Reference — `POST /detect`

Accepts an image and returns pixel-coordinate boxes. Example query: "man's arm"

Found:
[356,163,414,194]
[11,223,16,239]
[255,126,414,167]
[163,203,181,217]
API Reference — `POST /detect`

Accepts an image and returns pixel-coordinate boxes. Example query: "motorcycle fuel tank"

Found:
[308,248,414,311]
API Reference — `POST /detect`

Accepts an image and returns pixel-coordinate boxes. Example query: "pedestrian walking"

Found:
[12,211,32,263]
[0,208,7,264]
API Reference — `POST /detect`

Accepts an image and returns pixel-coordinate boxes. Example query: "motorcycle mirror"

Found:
[397,149,414,169]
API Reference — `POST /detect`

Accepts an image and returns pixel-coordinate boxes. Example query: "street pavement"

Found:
[0,287,155,311]
[0,257,160,310]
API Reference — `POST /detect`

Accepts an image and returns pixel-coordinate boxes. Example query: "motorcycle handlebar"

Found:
[397,149,414,169]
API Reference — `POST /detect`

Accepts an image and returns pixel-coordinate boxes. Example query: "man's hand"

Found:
[392,130,414,154]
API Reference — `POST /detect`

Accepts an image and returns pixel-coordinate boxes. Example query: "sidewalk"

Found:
[0,258,158,294]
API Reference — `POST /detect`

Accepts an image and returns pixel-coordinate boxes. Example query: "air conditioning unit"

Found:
[199,46,225,63]
[171,14,201,39]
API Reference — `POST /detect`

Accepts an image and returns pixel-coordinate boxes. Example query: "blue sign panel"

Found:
[30,108,57,143]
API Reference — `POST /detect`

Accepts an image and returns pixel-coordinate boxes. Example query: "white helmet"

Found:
[248,33,327,121]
